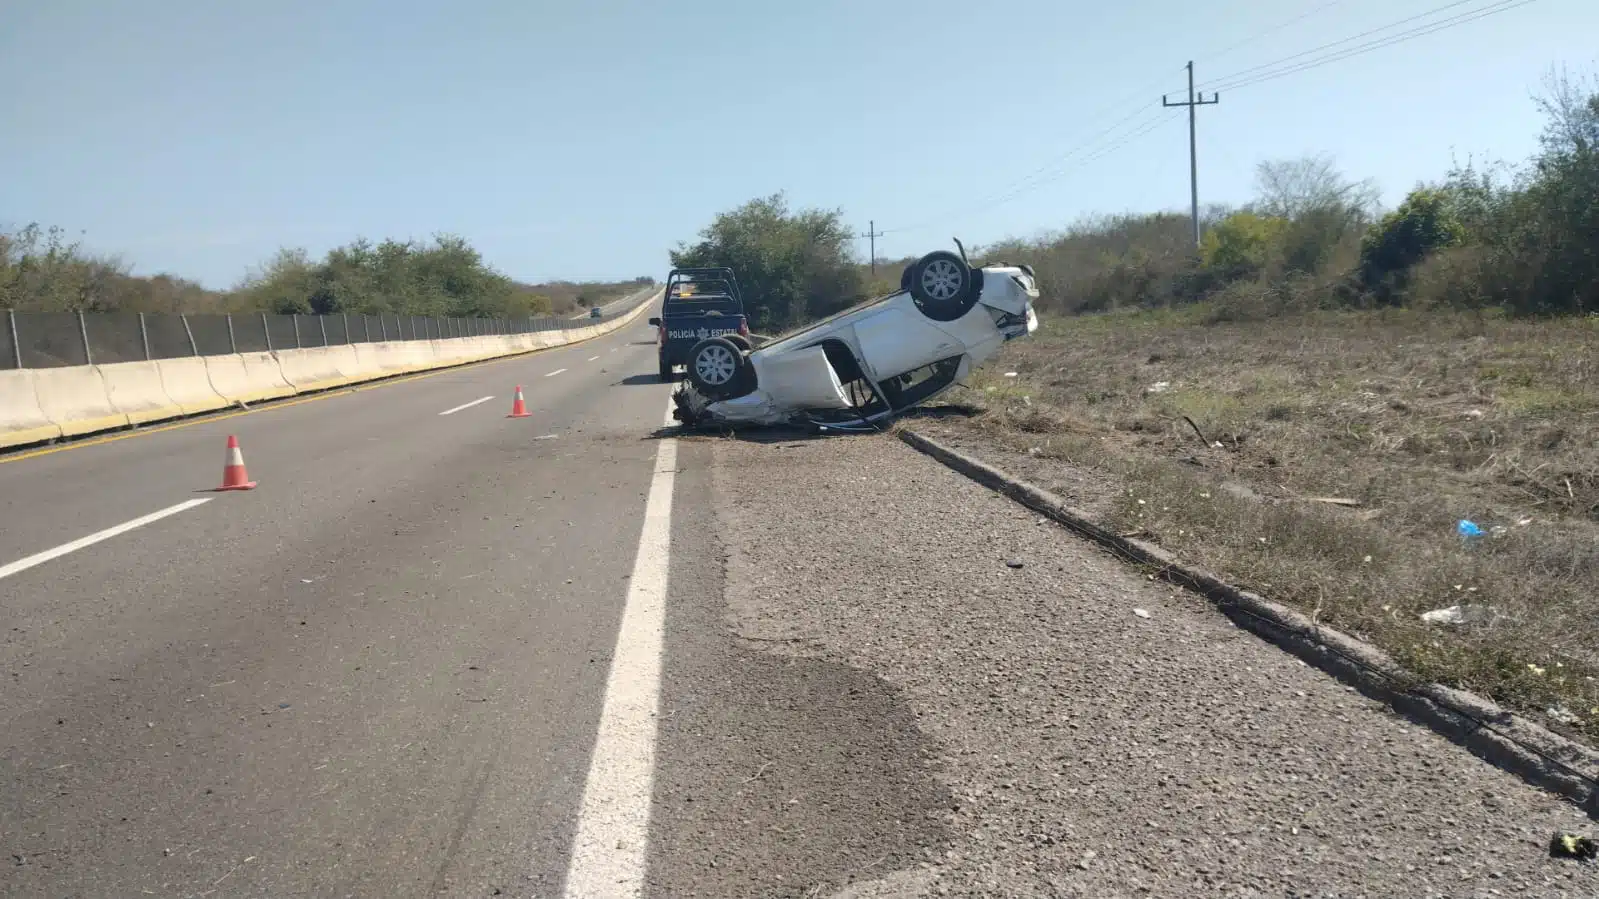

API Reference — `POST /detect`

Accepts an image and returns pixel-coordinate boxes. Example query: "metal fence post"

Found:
[363,315,371,342]
[181,314,199,356]
[8,310,22,369]
[379,316,388,341]
[292,314,301,348]
[342,313,350,344]
[138,312,151,360]
[78,311,93,365]
[262,312,272,352]
[227,315,237,353]
[319,315,328,346]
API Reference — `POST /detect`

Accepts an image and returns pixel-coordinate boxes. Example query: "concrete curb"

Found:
[898,427,1599,814]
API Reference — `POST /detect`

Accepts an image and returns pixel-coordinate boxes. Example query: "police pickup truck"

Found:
[648,267,751,382]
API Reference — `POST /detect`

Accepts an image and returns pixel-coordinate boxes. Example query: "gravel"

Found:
[710,433,1599,898]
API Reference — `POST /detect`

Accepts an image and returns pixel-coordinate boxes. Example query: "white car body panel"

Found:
[849,304,965,382]
[679,260,1041,428]
[746,344,853,411]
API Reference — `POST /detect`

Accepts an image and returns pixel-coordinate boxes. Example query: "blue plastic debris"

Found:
[1457,519,1485,539]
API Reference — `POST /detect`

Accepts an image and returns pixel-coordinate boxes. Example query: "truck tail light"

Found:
[738,320,750,337]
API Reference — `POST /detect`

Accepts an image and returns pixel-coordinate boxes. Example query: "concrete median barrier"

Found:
[204,353,295,404]
[0,370,63,447]
[31,366,129,437]
[155,358,230,416]
[239,352,295,400]
[275,347,352,392]
[1,290,663,450]
[100,360,186,426]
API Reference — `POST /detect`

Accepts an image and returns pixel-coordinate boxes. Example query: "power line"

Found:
[877,68,1187,237]
[1201,0,1482,88]
[867,5,1342,239]
[1208,0,1539,93]
[971,109,1182,214]
[872,0,1544,239]
[1198,0,1348,63]
[879,102,1180,236]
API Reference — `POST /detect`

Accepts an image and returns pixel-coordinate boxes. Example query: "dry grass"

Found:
[932,304,1599,742]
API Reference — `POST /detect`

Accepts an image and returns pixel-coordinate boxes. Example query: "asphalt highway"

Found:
[1,322,684,897]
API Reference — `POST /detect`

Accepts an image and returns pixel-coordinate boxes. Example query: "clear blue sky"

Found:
[2,0,1594,289]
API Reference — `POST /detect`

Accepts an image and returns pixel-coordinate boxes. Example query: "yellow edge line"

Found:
[0,326,630,465]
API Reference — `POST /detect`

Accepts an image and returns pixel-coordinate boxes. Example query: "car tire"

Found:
[687,336,753,400]
[908,250,980,322]
[658,357,674,382]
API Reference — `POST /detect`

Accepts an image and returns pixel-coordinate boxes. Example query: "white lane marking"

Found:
[587,356,599,362]
[0,499,213,581]
[561,397,676,898]
[546,368,567,377]
[438,395,495,416]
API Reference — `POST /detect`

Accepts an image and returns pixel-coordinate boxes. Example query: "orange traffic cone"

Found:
[215,435,257,491]
[507,385,531,418]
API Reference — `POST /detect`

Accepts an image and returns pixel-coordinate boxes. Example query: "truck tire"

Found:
[659,356,674,382]
[908,250,981,322]
[687,336,754,400]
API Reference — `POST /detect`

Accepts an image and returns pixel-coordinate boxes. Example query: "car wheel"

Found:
[908,250,980,322]
[659,357,674,382]
[687,336,753,400]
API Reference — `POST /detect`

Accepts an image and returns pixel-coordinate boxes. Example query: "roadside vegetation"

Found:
[930,67,1599,741]
[0,227,652,319]
[679,66,1599,741]
[668,193,867,331]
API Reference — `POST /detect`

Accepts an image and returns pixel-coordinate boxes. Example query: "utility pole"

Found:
[859,220,885,275]
[1162,61,1219,251]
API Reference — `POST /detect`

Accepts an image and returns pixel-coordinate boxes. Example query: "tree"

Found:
[1253,155,1380,221]
[1251,155,1379,276]
[1358,188,1465,300]
[1201,211,1287,278]
[668,193,863,329]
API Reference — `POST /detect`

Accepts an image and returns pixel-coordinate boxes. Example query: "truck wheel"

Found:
[659,357,674,382]
[908,250,980,322]
[687,336,753,400]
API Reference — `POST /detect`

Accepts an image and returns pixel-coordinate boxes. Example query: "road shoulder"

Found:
[695,432,1596,897]
[646,436,951,898]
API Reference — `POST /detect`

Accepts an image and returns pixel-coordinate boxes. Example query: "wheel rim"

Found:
[920,259,965,301]
[695,345,737,386]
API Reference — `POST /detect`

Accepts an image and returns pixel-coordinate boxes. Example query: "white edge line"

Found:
[0,498,213,581]
[560,396,676,897]
[546,368,567,377]
[438,395,496,416]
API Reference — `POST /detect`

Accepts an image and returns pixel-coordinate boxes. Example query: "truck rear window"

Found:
[665,296,741,316]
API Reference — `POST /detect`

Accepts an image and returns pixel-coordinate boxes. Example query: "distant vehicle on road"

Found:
[673,242,1039,431]
[648,267,751,382]
[590,306,604,319]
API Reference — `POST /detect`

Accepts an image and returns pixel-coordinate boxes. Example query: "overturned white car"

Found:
[672,243,1040,431]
